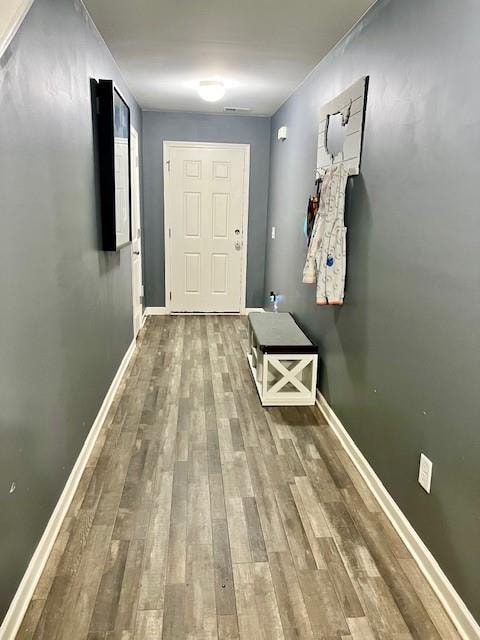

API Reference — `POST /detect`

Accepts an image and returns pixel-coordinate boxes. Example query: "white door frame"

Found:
[130,125,144,335]
[163,140,250,314]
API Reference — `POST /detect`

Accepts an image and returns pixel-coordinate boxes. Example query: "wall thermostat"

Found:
[277,126,288,141]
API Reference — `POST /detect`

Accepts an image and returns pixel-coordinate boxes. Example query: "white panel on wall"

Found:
[316,76,368,176]
[184,160,201,178]
[211,254,228,293]
[212,193,229,239]
[185,253,200,293]
[213,161,230,180]
[183,192,201,237]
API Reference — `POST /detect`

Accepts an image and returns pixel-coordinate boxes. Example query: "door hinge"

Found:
[169,291,172,301]
[166,159,171,172]
[169,227,172,238]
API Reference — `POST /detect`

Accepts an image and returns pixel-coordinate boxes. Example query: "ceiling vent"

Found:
[224,106,252,114]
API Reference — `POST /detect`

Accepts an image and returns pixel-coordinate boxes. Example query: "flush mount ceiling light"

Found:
[197,80,225,102]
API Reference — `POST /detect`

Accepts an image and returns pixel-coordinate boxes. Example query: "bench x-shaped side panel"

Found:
[266,357,312,395]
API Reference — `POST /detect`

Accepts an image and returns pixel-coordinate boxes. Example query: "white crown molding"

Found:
[0,0,34,60]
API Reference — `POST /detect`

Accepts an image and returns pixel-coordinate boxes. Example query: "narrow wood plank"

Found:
[167,461,188,584]
[209,473,227,521]
[274,485,317,572]
[317,536,365,619]
[268,551,314,639]
[233,563,284,640]
[346,616,376,639]
[354,574,413,638]
[137,472,173,610]
[212,519,237,616]
[298,569,350,638]
[225,497,252,563]
[322,501,380,578]
[302,456,342,503]
[244,447,271,496]
[187,474,212,546]
[162,584,185,640]
[255,488,289,553]
[229,417,245,452]
[281,439,306,477]
[208,429,223,474]
[89,539,129,635]
[243,497,268,562]
[134,609,163,640]
[112,437,158,541]
[32,525,71,600]
[113,539,145,634]
[290,484,326,570]
[251,563,284,639]
[55,525,112,639]
[184,544,217,639]
[217,614,240,640]
[294,476,331,537]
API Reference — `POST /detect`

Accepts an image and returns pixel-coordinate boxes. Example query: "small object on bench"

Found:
[247,312,318,406]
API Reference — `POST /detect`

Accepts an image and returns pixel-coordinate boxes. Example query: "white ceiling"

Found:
[84,0,376,116]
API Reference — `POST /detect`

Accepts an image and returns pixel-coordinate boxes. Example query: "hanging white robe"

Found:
[303,164,349,305]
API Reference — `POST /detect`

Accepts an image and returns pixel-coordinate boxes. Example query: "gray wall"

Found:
[264,0,480,623]
[0,0,141,621]
[142,111,271,308]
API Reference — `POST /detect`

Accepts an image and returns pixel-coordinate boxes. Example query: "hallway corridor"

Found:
[17,316,460,639]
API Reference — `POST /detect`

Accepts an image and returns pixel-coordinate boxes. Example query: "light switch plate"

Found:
[418,453,433,493]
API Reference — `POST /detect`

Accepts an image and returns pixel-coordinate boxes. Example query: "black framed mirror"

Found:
[95,79,132,251]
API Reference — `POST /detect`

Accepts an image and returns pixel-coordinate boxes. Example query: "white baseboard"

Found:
[0,339,137,640]
[243,307,265,315]
[144,306,167,315]
[145,307,265,316]
[316,391,480,640]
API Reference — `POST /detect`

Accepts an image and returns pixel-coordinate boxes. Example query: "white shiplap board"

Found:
[317,76,368,176]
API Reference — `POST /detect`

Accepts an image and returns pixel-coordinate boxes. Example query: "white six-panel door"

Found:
[164,142,249,313]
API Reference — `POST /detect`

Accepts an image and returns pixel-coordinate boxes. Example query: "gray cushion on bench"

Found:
[249,312,317,354]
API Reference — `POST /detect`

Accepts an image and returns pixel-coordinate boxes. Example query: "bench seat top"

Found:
[248,312,317,354]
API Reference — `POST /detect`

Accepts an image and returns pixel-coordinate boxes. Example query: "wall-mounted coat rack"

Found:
[316,76,368,176]
[303,76,369,306]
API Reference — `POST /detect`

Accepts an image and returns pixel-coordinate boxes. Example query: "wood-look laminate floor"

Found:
[17,316,461,640]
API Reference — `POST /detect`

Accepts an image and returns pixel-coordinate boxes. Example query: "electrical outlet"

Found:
[271,226,276,239]
[418,454,433,493]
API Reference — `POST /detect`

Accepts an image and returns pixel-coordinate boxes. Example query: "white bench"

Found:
[247,312,318,406]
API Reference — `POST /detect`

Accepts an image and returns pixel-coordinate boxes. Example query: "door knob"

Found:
[133,250,140,255]
[234,241,241,250]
